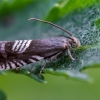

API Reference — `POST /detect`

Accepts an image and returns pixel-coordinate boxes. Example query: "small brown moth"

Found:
[0,18,80,75]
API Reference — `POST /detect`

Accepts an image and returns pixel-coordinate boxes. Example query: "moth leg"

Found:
[39,60,47,76]
[50,52,62,60]
[67,49,75,60]
[39,52,62,75]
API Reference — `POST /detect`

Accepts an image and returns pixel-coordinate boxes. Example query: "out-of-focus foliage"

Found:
[45,0,100,21]
[0,0,34,17]
[0,90,7,100]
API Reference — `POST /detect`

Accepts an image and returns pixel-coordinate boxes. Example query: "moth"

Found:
[0,18,80,75]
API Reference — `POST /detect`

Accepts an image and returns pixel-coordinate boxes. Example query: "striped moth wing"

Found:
[0,37,66,70]
[0,40,44,70]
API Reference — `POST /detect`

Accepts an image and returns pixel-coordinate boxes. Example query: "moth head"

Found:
[70,36,81,48]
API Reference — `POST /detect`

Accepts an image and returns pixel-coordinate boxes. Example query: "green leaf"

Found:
[21,5,100,83]
[0,0,100,83]
[45,0,100,21]
[0,0,34,16]
[95,17,100,28]
[0,90,7,100]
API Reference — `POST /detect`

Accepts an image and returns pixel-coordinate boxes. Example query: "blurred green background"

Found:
[0,0,100,100]
[0,69,100,100]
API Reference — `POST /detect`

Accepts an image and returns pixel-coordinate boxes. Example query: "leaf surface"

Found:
[0,0,100,83]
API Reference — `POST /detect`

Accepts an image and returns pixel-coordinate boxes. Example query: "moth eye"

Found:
[71,43,77,48]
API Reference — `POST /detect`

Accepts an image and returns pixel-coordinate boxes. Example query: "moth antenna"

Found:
[28,18,73,36]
